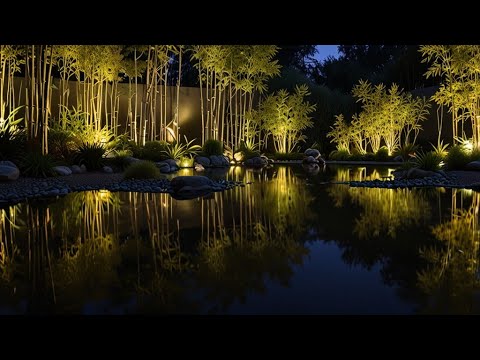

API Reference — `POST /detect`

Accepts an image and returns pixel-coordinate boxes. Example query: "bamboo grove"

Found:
[0,45,315,155]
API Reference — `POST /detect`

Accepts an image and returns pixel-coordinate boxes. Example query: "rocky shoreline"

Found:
[0,174,244,206]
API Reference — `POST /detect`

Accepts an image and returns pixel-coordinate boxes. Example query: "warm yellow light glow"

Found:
[461,188,473,197]
[179,157,194,168]
[234,152,244,162]
[465,139,473,152]
[98,190,110,201]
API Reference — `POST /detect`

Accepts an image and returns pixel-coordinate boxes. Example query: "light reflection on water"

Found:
[0,165,479,314]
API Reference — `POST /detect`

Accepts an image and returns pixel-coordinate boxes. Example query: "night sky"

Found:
[315,45,339,62]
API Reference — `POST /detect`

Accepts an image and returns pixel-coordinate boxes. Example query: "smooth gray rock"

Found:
[406,168,437,179]
[195,156,211,167]
[304,148,321,159]
[159,165,171,174]
[53,166,72,176]
[164,159,178,167]
[466,161,480,170]
[0,165,20,181]
[170,176,214,192]
[303,156,319,164]
[125,156,141,165]
[209,155,224,167]
[103,166,113,174]
[0,160,17,169]
[394,155,403,162]
[70,165,82,174]
[80,164,87,173]
[245,156,268,167]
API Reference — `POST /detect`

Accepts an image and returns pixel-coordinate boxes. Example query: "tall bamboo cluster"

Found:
[421,45,480,148]
[0,45,23,122]
[191,45,280,148]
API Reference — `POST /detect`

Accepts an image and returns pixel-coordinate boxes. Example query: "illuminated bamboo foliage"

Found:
[328,80,430,154]
[0,45,23,121]
[191,45,280,147]
[24,45,55,154]
[252,85,316,153]
[421,45,480,148]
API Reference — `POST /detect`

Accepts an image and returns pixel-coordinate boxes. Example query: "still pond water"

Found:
[1,165,479,315]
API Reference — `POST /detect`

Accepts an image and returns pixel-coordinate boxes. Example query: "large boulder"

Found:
[53,166,72,176]
[80,164,87,173]
[170,176,223,199]
[209,155,229,167]
[195,156,211,167]
[406,168,438,179]
[466,161,480,170]
[125,156,141,165]
[164,159,178,167]
[303,156,318,164]
[0,165,20,181]
[70,165,82,174]
[156,161,171,173]
[245,156,268,168]
[103,166,113,174]
[0,160,18,169]
[304,148,321,159]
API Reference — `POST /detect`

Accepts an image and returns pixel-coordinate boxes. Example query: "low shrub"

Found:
[140,141,169,162]
[329,149,350,161]
[20,151,56,178]
[445,145,470,170]
[413,151,443,171]
[108,154,131,171]
[202,139,223,156]
[124,161,160,179]
[374,147,390,162]
[394,143,419,161]
[362,152,376,161]
[74,143,106,170]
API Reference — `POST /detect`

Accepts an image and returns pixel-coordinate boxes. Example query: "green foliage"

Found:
[413,151,443,171]
[202,139,224,156]
[268,66,354,154]
[374,147,390,162]
[238,141,260,160]
[394,143,419,161]
[255,84,316,153]
[430,140,449,160]
[108,154,131,171]
[0,106,25,161]
[162,136,201,160]
[328,80,430,155]
[362,152,376,161]
[421,45,480,148]
[327,114,350,152]
[74,143,106,170]
[48,126,76,162]
[329,149,350,161]
[140,141,169,162]
[20,152,56,178]
[399,160,417,171]
[124,161,160,180]
[57,105,115,147]
[445,145,470,170]
[271,152,304,161]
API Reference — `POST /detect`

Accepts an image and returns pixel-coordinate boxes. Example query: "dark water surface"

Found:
[0,165,478,315]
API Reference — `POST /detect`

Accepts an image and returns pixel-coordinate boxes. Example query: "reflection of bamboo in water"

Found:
[0,205,20,283]
[418,191,480,313]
